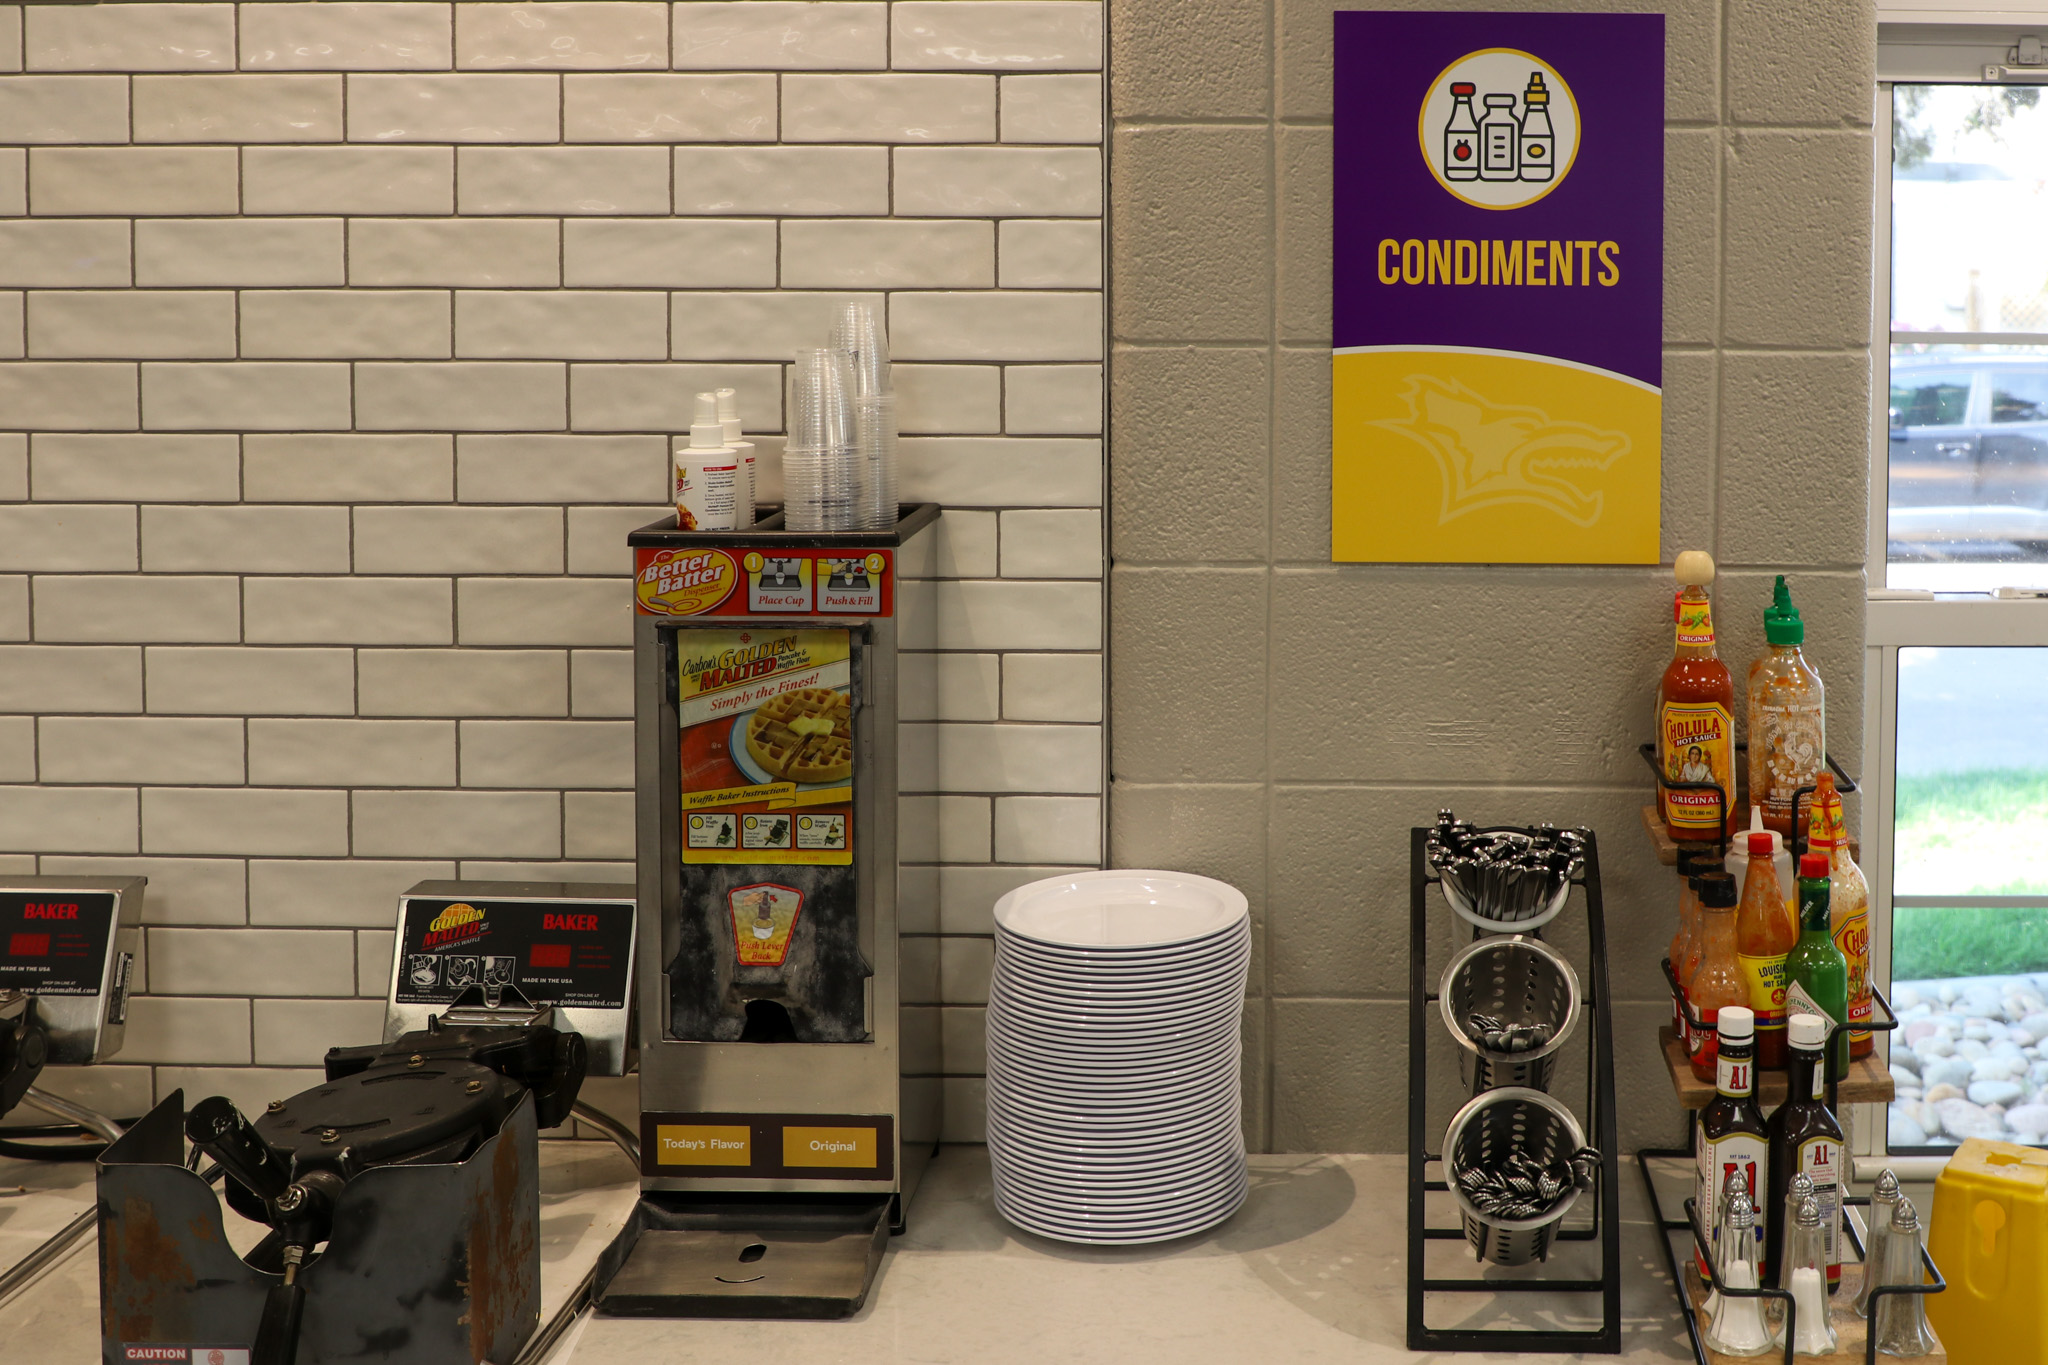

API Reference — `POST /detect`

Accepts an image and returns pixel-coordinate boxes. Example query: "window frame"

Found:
[1864,37,2048,1175]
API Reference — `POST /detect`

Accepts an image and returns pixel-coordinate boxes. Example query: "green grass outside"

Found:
[1894,768,2048,897]
[1893,905,2048,982]
[1892,768,2048,979]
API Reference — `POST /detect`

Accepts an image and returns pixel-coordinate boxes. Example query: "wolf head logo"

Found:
[1372,374,1630,527]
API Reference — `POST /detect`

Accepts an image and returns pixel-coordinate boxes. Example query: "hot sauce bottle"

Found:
[1734,831,1796,1068]
[1659,551,1736,842]
[1809,772,1873,1058]
[1687,871,1745,1080]
[1747,576,1824,839]
[1784,852,1850,1082]
[1696,1004,1769,1278]
[1670,850,1712,1042]
[1764,1013,1845,1290]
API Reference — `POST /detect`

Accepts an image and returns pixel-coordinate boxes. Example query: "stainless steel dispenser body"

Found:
[629,507,941,1205]
[0,875,143,1065]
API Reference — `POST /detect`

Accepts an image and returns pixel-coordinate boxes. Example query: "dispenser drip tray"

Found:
[595,1194,892,1319]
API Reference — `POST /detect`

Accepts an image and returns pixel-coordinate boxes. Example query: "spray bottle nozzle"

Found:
[689,391,727,450]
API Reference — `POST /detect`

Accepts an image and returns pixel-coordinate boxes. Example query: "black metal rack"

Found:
[1640,733,1947,1365]
[1639,742,1860,862]
[1636,1155,1946,1365]
[1405,825,1622,1354]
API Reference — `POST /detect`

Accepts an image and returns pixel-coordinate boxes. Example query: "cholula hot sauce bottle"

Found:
[1659,551,1736,843]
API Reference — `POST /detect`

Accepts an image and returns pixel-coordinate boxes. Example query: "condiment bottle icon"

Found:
[1443,81,1479,181]
[1479,93,1520,181]
[1519,72,1555,182]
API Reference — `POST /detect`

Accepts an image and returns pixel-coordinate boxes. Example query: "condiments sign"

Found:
[1331,13,1664,564]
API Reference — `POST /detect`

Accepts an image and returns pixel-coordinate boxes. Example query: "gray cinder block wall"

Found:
[1106,0,1877,1152]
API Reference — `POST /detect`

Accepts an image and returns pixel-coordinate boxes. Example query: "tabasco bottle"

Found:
[1658,551,1736,842]
[1696,1005,1769,1278]
[1809,772,1873,1058]
[1764,1013,1845,1289]
[1687,871,1746,1080]
[1784,852,1850,1081]
[1735,831,1797,1068]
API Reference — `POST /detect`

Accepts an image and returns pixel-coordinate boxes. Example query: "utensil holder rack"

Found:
[1406,825,1622,1354]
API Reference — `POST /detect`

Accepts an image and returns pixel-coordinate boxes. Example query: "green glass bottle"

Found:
[1783,852,1849,1080]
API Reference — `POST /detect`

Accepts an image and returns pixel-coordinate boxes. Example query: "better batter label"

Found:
[673,627,855,867]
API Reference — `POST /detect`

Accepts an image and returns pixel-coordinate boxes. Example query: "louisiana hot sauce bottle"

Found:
[1659,551,1736,842]
[1735,830,1797,1068]
[1696,1004,1769,1278]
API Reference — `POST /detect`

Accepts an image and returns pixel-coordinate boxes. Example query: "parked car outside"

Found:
[1891,354,2048,551]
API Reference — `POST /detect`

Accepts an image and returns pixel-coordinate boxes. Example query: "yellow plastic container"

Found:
[1927,1137,2048,1365]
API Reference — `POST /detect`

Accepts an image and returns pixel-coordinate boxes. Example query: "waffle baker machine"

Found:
[0,877,143,1306]
[595,505,941,1319]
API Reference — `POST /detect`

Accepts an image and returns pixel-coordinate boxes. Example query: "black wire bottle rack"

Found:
[1639,742,1860,862]
[1640,743,1948,1365]
[1406,825,1621,1354]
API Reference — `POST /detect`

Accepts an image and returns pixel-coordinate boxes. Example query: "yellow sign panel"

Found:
[782,1125,878,1169]
[655,1124,752,1166]
[1331,348,1659,564]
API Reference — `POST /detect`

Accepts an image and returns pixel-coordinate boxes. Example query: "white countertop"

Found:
[2,1143,1699,1364]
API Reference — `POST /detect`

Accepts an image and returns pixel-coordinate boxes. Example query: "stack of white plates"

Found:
[986,870,1253,1245]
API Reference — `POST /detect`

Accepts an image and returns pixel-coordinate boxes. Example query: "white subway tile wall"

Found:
[0,1,1102,1141]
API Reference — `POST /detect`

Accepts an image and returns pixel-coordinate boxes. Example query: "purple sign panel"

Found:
[1331,12,1665,564]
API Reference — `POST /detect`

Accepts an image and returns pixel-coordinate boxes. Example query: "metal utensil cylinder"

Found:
[1437,936,1583,1094]
[1441,1086,1589,1266]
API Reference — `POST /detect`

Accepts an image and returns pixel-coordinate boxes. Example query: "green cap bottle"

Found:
[1764,574,1804,646]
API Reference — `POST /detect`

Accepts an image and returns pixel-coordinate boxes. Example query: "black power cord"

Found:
[0,1117,141,1162]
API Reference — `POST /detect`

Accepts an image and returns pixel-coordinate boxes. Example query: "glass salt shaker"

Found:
[1854,1168,1901,1318]
[1786,1194,1838,1356]
[1705,1166,1748,1317]
[1705,1189,1776,1357]
[1874,1195,1936,1357]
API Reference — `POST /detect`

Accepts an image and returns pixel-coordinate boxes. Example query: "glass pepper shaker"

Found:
[1854,1168,1901,1318]
[1874,1195,1936,1357]
[1705,1189,1775,1357]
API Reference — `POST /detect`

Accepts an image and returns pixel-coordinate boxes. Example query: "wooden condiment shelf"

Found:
[1684,1259,1944,1365]
[1641,804,1860,867]
[1659,1029,1894,1111]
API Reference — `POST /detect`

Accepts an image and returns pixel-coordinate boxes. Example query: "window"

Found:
[1990,370,2048,423]
[1871,45,2048,1166]
[1886,83,2048,588]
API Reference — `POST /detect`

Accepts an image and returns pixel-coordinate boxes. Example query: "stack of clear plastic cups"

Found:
[784,347,858,531]
[831,302,898,531]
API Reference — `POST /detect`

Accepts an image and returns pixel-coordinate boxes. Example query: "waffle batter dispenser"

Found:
[597,505,941,1320]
